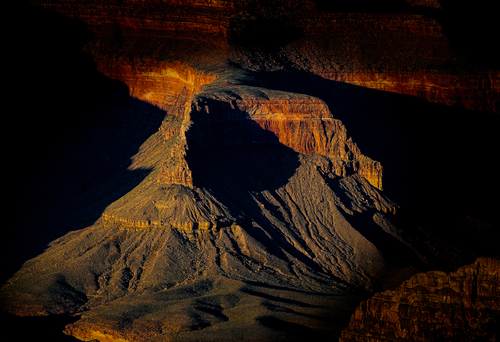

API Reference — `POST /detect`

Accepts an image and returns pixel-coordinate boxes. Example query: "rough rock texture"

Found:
[32,0,500,113]
[1,110,402,340]
[93,58,217,117]
[340,257,500,342]
[188,88,384,189]
[3,1,500,341]
[230,11,500,113]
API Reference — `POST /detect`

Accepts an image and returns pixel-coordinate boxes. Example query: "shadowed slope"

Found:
[4,3,169,283]
[2,64,417,341]
[255,70,500,269]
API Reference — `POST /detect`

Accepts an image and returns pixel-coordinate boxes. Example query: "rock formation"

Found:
[340,257,500,342]
[31,0,500,113]
[3,0,499,341]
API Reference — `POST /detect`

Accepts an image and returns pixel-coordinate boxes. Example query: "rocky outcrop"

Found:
[340,257,500,342]
[97,58,385,189]
[187,90,384,189]
[75,57,384,190]
[159,137,194,187]
[92,57,217,116]
[90,58,214,188]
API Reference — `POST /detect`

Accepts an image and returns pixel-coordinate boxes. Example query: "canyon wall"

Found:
[340,257,500,342]
[31,0,233,43]
[316,70,500,114]
[232,10,500,113]
[4,1,498,341]
[92,57,217,117]
[32,0,500,113]
[85,51,386,190]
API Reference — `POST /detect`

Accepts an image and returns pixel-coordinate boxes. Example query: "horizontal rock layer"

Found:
[92,57,217,116]
[33,0,500,113]
[92,56,385,189]
[318,70,500,113]
[405,0,441,8]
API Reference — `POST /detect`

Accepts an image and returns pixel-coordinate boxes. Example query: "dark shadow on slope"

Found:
[256,315,330,341]
[186,96,357,285]
[187,96,386,290]
[3,3,167,282]
[325,178,426,270]
[0,312,82,342]
[251,70,500,268]
[186,117,306,268]
[240,287,321,308]
[243,280,343,296]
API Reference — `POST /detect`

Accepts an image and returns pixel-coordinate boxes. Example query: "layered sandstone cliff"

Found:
[92,57,217,117]
[98,75,393,233]
[187,86,384,189]
[340,257,500,342]
[32,0,500,113]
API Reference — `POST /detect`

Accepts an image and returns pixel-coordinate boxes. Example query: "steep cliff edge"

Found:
[188,84,384,189]
[340,257,500,342]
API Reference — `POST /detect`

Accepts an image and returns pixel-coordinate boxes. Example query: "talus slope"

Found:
[1,64,413,341]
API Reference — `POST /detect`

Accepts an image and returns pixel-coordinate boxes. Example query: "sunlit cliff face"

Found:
[94,58,217,117]
[3,1,499,341]
[34,0,500,113]
[57,0,498,191]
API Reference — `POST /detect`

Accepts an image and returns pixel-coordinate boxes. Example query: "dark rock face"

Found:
[340,257,500,342]
[3,1,499,341]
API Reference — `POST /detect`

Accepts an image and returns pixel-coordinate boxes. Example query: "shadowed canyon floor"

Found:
[3,1,499,341]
